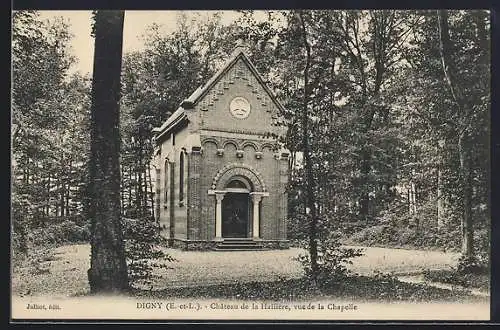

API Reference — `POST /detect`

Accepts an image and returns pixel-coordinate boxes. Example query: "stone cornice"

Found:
[200,128,276,141]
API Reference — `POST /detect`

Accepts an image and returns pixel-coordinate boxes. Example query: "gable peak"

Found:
[230,38,251,58]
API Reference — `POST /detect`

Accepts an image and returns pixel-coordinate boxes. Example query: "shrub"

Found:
[27,220,90,247]
[456,254,489,275]
[349,224,394,246]
[423,267,489,291]
[347,198,466,252]
[59,220,90,242]
[122,217,176,288]
[472,228,490,270]
[296,231,364,287]
[423,269,468,286]
[11,192,32,254]
[286,214,309,241]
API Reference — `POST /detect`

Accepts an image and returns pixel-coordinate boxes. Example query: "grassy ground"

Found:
[133,275,488,303]
[11,244,490,321]
[12,244,91,297]
[12,243,480,300]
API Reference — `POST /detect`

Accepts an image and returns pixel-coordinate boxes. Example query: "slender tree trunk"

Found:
[437,10,474,259]
[122,166,127,214]
[87,10,129,293]
[298,11,319,281]
[411,181,417,214]
[472,10,489,63]
[60,177,66,217]
[357,13,390,223]
[459,133,473,258]
[290,151,295,177]
[65,176,70,217]
[128,165,132,215]
[472,10,490,226]
[136,158,142,216]
[155,167,161,226]
[412,182,419,230]
[46,172,51,217]
[23,162,28,185]
[142,169,147,216]
[55,178,60,217]
[26,158,30,185]
[437,165,445,231]
[64,182,69,217]
[120,163,124,216]
[133,170,137,213]
[147,164,155,219]
[359,150,371,222]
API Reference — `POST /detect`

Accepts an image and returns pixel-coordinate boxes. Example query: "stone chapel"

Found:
[152,45,289,250]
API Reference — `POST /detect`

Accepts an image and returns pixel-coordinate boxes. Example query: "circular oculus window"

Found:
[229,96,251,119]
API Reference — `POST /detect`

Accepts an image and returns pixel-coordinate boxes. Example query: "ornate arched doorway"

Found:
[222,178,251,238]
[209,164,269,240]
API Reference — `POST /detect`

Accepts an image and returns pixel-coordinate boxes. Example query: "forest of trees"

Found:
[12,10,490,288]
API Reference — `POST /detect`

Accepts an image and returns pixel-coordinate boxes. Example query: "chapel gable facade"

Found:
[152,46,289,250]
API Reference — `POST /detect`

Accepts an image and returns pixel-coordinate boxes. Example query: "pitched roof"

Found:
[153,47,285,141]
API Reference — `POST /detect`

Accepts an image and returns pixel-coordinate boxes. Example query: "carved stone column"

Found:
[251,192,264,239]
[214,192,226,240]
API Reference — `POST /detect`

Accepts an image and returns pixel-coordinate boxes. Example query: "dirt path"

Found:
[397,275,490,298]
[11,244,461,296]
[149,245,460,288]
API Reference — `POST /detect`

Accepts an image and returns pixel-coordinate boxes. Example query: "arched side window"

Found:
[179,152,185,205]
[163,159,169,207]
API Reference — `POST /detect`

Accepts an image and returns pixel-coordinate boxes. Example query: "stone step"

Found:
[214,245,267,250]
[213,248,269,251]
[213,239,266,251]
[221,237,254,241]
[216,243,261,248]
[218,241,257,244]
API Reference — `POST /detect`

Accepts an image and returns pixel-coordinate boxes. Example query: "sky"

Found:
[37,10,251,76]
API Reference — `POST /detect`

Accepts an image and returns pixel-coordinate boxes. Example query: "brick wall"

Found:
[155,53,289,245]
[197,135,282,240]
[198,58,279,137]
[157,129,189,240]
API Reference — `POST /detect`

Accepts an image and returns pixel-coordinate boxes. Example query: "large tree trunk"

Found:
[87,10,129,293]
